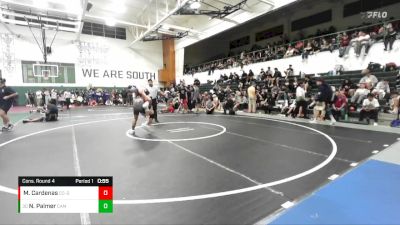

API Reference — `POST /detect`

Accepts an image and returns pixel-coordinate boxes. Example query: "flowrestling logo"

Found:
[361,11,388,19]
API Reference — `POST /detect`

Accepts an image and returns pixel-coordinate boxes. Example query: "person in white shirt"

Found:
[351,83,370,104]
[295,81,307,118]
[359,93,380,126]
[359,69,378,89]
[63,90,72,110]
[146,79,161,123]
[355,31,371,56]
[44,89,50,105]
[373,79,390,100]
[35,90,43,107]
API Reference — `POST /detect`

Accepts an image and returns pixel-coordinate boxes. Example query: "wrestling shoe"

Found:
[128,129,135,135]
[2,124,13,132]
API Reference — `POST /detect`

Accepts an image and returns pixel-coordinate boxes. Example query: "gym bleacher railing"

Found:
[186,18,400,74]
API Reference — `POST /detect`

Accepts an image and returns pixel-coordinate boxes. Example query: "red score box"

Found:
[99,186,113,200]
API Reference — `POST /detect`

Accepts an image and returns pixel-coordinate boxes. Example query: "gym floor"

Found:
[0,107,398,224]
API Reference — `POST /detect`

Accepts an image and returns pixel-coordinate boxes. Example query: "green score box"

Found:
[99,200,113,213]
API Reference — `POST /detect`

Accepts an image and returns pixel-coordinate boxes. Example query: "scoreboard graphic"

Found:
[18,177,113,213]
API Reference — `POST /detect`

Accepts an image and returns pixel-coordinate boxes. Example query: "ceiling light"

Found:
[105,18,116,26]
[33,0,48,9]
[189,0,201,9]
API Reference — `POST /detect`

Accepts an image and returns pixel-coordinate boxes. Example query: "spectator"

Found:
[373,79,390,100]
[320,38,332,52]
[205,98,216,114]
[283,100,297,117]
[359,93,380,126]
[285,65,294,77]
[341,79,357,97]
[310,78,332,123]
[304,75,315,93]
[383,23,397,51]
[389,92,399,114]
[295,81,307,118]
[284,45,298,58]
[273,68,282,80]
[63,90,72,110]
[223,94,236,115]
[260,90,272,114]
[359,69,378,89]
[302,42,313,60]
[266,67,273,76]
[330,90,348,121]
[247,83,257,113]
[351,83,370,105]
[354,31,371,57]
[338,33,351,58]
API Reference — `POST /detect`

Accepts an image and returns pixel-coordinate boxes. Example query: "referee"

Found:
[147,79,161,123]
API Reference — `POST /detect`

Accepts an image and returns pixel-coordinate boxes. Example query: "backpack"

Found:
[368,62,382,72]
[385,62,397,71]
[390,119,400,128]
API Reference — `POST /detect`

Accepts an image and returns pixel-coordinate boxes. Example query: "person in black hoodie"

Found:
[310,78,332,123]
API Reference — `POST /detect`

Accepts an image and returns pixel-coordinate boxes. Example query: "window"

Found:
[82,22,126,40]
[255,25,284,42]
[229,36,250,49]
[291,10,332,31]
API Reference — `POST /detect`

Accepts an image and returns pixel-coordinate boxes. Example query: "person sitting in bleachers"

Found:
[341,79,357,97]
[283,46,298,58]
[284,65,294,77]
[338,33,351,58]
[359,93,380,126]
[351,83,370,105]
[330,89,348,121]
[320,38,333,52]
[223,93,236,115]
[354,31,371,57]
[283,100,297,118]
[389,92,399,115]
[359,69,378,89]
[302,41,313,61]
[373,79,390,100]
[383,23,397,51]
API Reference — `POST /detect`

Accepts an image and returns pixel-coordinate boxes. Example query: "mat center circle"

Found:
[126,121,227,142]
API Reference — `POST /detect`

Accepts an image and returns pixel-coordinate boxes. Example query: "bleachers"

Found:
[309,70,398,93]
[200,70,399,93]
[199,69,399,124]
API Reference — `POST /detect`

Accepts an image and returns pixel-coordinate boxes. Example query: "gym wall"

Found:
[0,24,163,89]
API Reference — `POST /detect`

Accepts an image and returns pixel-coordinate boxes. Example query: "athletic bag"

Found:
[367,62,382,72]
[385,62,397,71]
[390,119,400,128]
